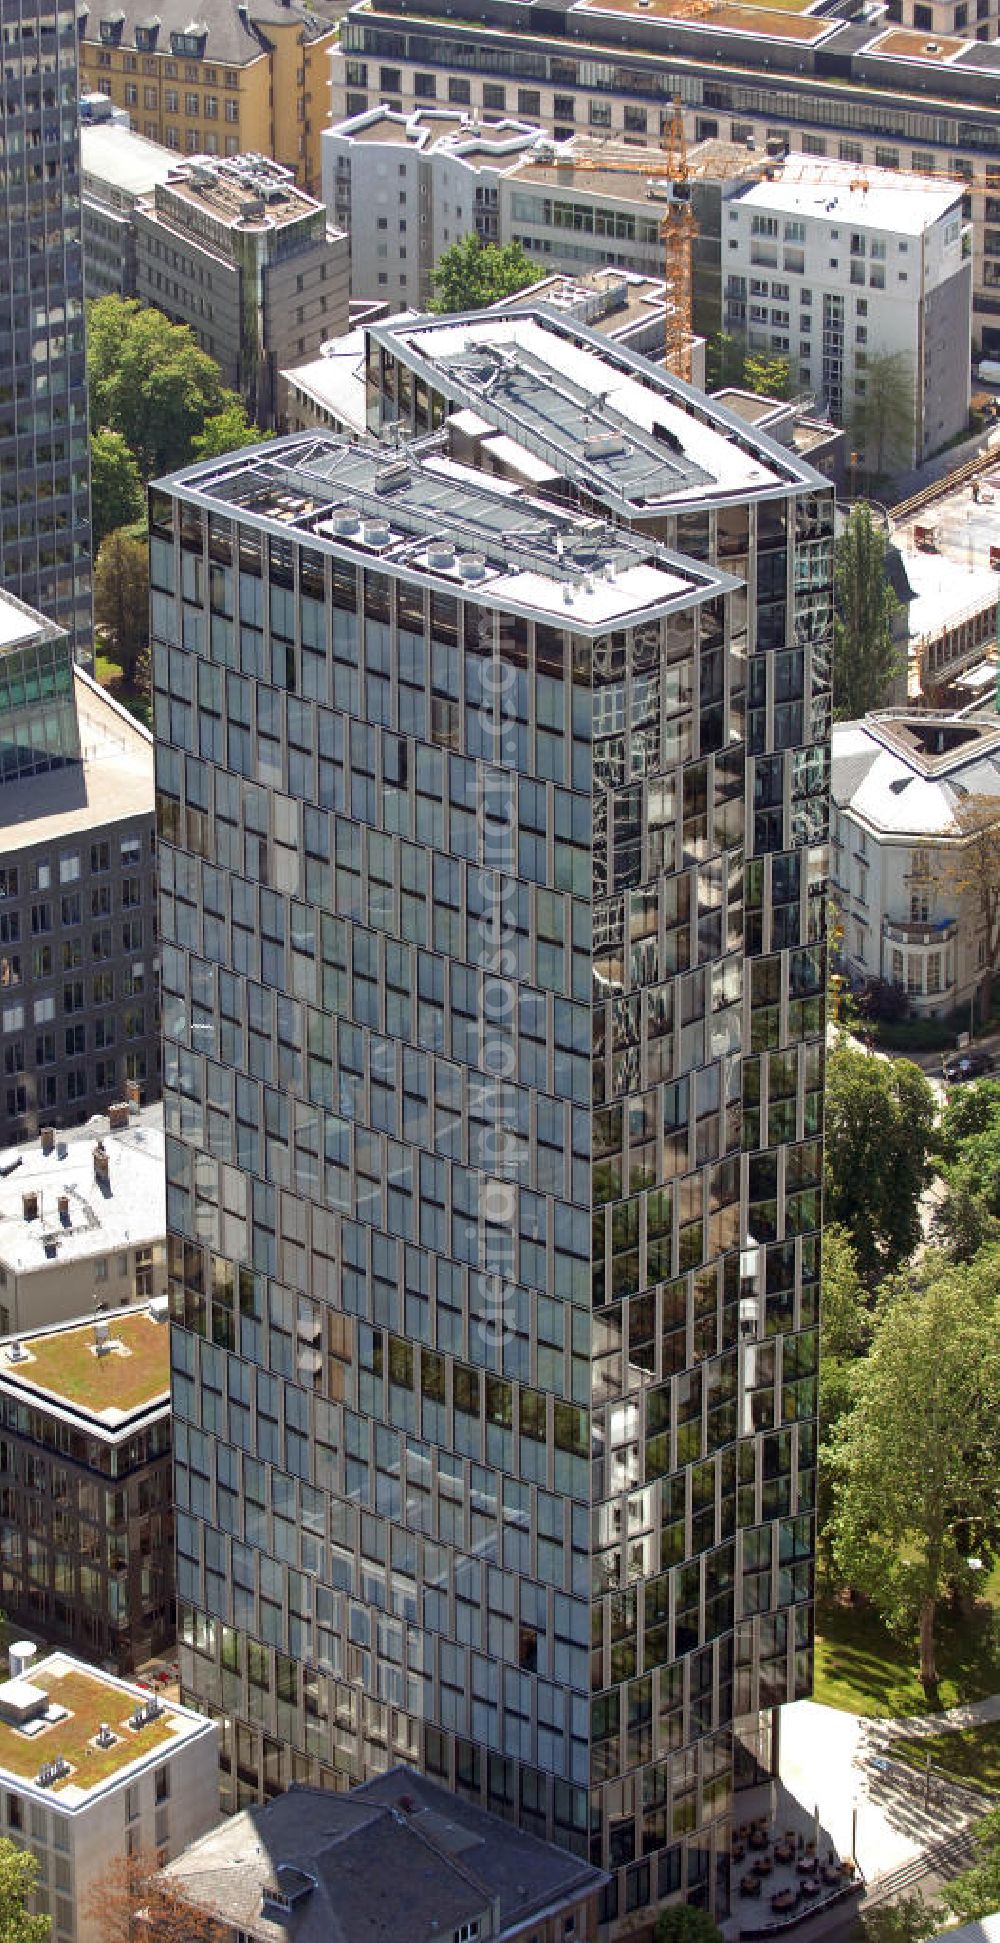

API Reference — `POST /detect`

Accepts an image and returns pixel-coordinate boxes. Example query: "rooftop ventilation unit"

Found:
[9,1643,36,1681]
[129,1695,162,1731]
[361,519,391,548]
[457,553,486,581]
[374,461,411,494]
[584,432,626,460]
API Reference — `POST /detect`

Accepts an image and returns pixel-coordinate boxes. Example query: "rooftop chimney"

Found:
[108,1102,130,1132]
[40,1128,54,1156]
[93,1142,110,1187]
[21,1191,38,1223]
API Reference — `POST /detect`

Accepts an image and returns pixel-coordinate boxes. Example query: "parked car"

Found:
[942,1048,996,1083]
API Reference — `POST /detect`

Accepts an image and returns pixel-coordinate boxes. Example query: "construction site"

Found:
[890,449,1000,704]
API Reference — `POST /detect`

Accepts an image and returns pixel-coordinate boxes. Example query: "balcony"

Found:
[882,916,957,947]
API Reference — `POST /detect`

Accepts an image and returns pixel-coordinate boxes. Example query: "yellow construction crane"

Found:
[566,95,699,383]
[660,97,698,383]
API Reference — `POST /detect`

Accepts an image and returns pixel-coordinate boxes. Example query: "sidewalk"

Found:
[779,1697,997,1887]
[886,1692,1000,1739]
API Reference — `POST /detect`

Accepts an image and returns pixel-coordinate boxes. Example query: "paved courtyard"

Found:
[778,1698,985,1887]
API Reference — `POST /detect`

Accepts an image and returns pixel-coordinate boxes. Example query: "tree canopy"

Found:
[93,528,150,690]
[851,349,916,483]
[0,1839,50,1942]
[428,235,537,313]
[944,793,1000,993]
[818,1222,873,1559]
[833,501,901,719]
[84,1848,227,1943]
[705,332,791,398]
[742,352,792,400]
[824,1042,935,1281]
[933,1079,1000,1260]
[944,1807,1000,1923]
[87,296,231,478]
[829,1251,1000,1689]
[654,1905,724,1943]
[705,330,747,392]
[191,400,266,462]
[90,426,145,553]
[857,1892,941,1943]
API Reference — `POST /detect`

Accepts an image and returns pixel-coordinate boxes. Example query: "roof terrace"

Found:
[0,1305,169,1430]
[0,1654,207,1807]
[572,0,835,41]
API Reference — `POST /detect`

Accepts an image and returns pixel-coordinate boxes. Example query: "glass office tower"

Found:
[0,0,92,655]
[155,324,829,1932]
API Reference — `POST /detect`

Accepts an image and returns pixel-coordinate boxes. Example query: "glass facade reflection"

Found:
[156,362,829,1932]
[0,0,92,656]
[0,628,80,782]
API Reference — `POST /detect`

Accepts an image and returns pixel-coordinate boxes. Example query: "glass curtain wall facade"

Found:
[155,427,829,1932]
[0,624,80,781]
[0,0,92,656]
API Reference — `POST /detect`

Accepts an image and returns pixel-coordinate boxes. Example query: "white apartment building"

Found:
[831,710,1000,1016]
[724,161,972,466]
[0,1645,218,1943]
[323,109,550,309]
[323,106,752,322]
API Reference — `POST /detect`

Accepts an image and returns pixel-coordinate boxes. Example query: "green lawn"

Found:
[814,1590,1000,1719]
[888,1724,1000,1794]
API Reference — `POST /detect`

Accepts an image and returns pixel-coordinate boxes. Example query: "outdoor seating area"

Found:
[732,1813,860,1934]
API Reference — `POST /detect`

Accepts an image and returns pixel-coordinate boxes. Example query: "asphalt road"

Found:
[906,1024,1000,1079]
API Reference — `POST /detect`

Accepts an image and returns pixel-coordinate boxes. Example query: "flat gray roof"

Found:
[0,1105,165,1276]
[0,588,62,658]
[80,121,174,200]
[370,305,821,513]
[0,670,152,858]
[160,429,738,630]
